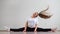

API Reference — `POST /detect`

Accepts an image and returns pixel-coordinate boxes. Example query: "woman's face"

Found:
[33,12,38,17]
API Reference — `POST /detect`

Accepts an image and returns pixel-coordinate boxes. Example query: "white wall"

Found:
[0,0,60,30]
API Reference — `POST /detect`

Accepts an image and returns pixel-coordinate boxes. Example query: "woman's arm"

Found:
[23,21,28,32]
[34,24,37,32]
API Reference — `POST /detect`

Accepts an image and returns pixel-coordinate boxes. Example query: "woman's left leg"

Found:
[37,27,51,32]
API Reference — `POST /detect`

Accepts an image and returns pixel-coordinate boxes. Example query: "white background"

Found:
[0,0,60,30]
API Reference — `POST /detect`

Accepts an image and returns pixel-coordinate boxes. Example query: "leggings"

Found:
[10,27,51,32]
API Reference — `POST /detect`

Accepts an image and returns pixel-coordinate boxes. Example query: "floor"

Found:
[0,31,60,34]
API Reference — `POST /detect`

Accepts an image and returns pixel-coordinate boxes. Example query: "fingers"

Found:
[34,30,37,32]
[23,30,26,32]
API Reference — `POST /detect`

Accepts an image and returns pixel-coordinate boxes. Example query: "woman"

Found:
[10,7,56,32]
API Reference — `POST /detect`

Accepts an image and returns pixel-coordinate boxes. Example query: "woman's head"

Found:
[32,12,39,18]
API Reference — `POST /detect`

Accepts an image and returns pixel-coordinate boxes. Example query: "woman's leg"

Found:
[37,27,51,32]
[10,27,24,32]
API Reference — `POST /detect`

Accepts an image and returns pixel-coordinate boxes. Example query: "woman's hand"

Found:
[23,21,28,32]
[34,30,37,32]
[23,29,26,32]
[34,24,37,32]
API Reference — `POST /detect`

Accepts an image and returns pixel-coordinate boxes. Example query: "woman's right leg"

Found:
[10,27,24,32]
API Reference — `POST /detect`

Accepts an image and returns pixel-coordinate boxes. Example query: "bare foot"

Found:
[51,28,57,32]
